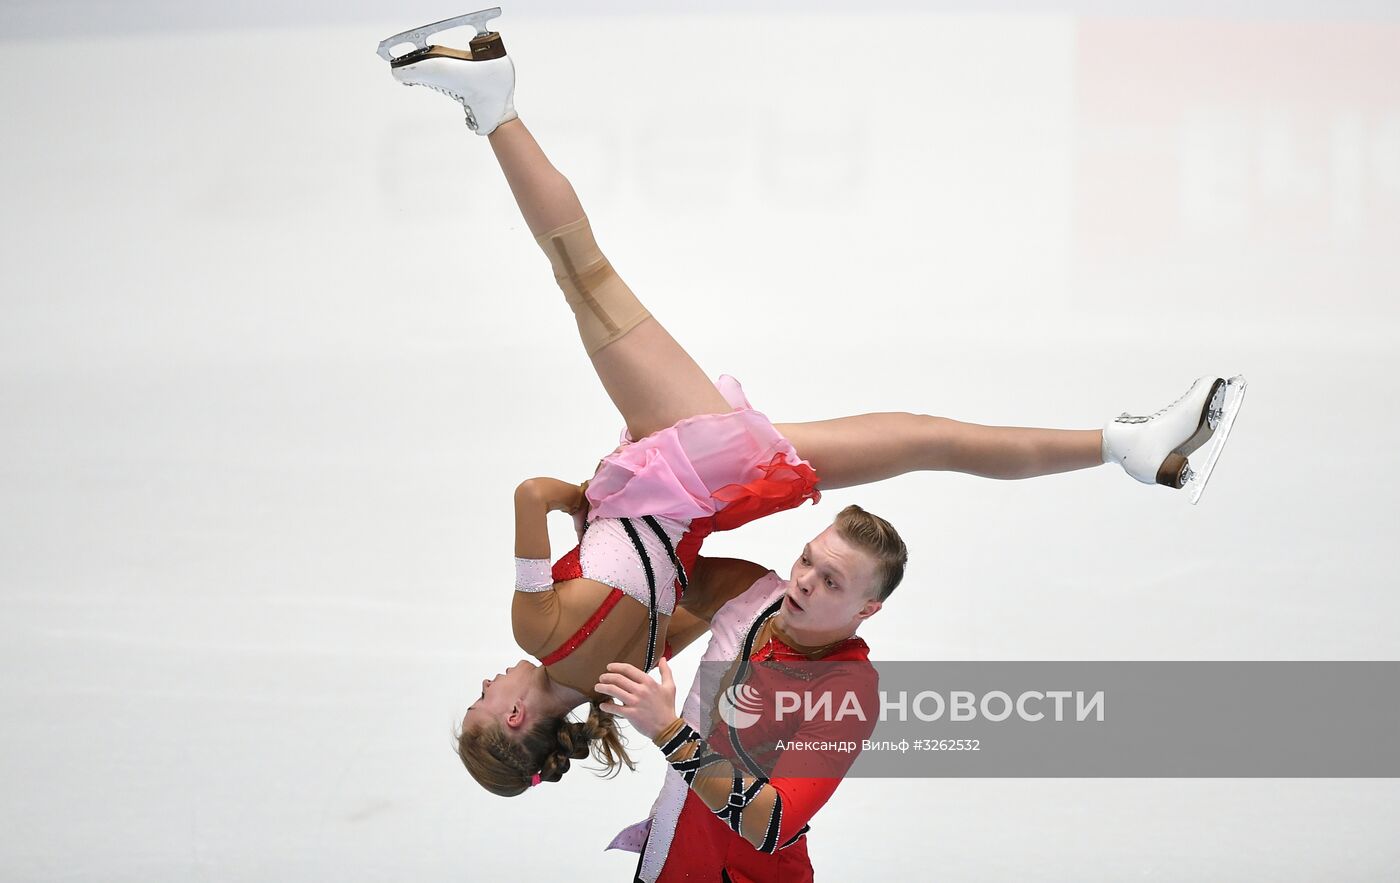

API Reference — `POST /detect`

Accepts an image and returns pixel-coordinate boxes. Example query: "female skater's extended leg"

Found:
[386,33,1245,500]
[486,119,730,439]
[776,414,1104,490]
[486,121,1099,488]
[780,372,1247,498]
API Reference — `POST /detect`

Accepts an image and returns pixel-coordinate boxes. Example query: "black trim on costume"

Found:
[779,823,810,850]
[668,732,730,786]
[662,596,797,860]
[640,514,688,594]
[661,724,695,756]
[712,772,767,836]
[712,597,788,852]
[758,793,784,854]
[619,517,660,672]
[726,598,784,779]
[701,761,783,853]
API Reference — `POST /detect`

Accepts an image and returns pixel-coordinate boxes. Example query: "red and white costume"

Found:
[610,573,878,883]
[513,376,821,688]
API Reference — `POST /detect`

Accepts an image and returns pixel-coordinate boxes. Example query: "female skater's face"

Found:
[782,524,882,634]
[462,660,539,733]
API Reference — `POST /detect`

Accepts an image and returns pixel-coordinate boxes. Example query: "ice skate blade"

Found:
[377,7,503,62]
[1183,375,1247,505]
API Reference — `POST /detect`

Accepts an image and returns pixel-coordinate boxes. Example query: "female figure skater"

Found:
[375,8,1246,798]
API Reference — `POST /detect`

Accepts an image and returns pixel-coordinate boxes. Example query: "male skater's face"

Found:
[782,524,882,634]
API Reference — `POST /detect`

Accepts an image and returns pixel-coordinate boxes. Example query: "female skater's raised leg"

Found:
[483,119,1220,495]
[384,25,729,440]
[486,119,731,439]
[385,24,1246,501]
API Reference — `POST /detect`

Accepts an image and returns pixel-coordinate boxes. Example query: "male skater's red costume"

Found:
[612,572,878,882]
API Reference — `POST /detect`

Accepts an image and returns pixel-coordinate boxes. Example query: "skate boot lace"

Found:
[1114,381,1200,425]
[415,82,479,130]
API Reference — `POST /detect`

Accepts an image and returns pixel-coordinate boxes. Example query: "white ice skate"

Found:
[1102,375,1247,505]
[377,8,518,135]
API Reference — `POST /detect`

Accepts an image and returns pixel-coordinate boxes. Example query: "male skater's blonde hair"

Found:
[833,504,908,601]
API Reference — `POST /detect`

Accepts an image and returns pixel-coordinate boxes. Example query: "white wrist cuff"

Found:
[514,557,555,592]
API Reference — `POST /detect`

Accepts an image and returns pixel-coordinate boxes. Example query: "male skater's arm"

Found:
[663,556,771,658]
[649,669,878,852]
[679,555,772,622]
[601,657,878,854]
[660,606,709,659]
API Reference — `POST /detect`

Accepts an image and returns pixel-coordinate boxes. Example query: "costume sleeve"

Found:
[652,673,877,853]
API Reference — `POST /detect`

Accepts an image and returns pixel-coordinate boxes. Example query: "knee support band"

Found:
[536,217,651,356]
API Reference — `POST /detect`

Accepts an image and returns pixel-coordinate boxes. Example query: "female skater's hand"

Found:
[594,658,678,740]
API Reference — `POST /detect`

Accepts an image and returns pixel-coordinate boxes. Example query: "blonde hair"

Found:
[456,701,635,797]
[833,504,908,601]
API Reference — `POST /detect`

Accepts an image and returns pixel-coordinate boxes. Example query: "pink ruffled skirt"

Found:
[585,375,820,529]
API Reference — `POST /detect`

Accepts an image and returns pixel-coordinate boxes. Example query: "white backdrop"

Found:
[2,3,1398,880]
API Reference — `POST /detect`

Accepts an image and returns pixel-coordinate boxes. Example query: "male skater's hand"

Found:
[594,658,678,740]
